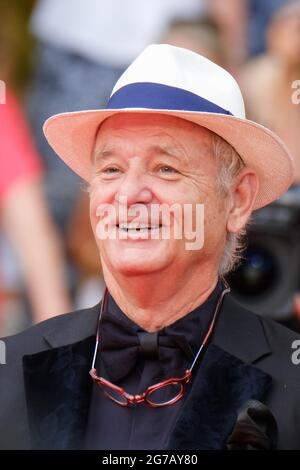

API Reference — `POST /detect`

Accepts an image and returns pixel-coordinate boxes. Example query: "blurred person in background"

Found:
[161,18,225,67]
[162,1,249,71]
[207,0,248,70]
[248,0,288,56]
[0,1,72,334]
[240,1,300,183]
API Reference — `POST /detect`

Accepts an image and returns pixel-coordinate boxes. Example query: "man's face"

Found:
[89,113,228,279]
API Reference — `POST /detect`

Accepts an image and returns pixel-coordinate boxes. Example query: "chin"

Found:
[108,254,168,277]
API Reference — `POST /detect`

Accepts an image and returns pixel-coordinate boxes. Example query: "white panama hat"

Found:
[43,44,294,210]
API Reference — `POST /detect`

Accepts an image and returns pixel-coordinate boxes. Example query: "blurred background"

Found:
[1,0,300,336]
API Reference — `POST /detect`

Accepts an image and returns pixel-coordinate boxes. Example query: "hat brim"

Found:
[43,108,294,210]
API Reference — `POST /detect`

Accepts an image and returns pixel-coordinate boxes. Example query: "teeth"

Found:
[118,223,160,231]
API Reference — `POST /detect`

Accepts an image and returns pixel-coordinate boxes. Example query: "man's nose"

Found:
[115,171,153,207]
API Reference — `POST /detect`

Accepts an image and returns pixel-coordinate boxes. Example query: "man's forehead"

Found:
[93,113,215,168]
[95,112,213,143]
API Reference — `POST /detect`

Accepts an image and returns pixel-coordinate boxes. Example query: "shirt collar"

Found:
[106,279,224,357]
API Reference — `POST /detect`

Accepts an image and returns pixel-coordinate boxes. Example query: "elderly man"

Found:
[1,45,300,450]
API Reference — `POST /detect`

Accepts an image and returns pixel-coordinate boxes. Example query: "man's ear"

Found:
[226,168,259,234]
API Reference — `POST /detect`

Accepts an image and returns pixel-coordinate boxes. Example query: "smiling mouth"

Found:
[116,223,163,232]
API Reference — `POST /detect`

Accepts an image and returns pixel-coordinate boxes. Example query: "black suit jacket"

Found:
[1,294,300,450]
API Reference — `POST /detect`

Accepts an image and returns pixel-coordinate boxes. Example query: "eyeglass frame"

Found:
[89,283,230,407]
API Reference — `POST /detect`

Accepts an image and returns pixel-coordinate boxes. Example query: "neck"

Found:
[102,262,219,332]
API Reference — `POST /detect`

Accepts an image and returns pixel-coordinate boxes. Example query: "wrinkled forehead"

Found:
[93,112,214,153]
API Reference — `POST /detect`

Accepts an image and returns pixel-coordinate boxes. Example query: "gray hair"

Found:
[211,133,246,276]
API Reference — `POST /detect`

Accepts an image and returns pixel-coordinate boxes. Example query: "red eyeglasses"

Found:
[89,285,230,407]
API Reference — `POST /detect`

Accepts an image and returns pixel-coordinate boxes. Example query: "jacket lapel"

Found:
[166,343,272,449]
[23,304,100,450]
[23,336,95,449]
[167,294,273,450]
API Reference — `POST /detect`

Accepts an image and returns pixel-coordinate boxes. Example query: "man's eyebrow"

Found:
[93,143,186,163]
[93,148,117,163]
[149,143,191,166]
[148,144,185,161]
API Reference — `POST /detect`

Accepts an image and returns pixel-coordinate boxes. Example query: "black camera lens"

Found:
[228,244,279,297]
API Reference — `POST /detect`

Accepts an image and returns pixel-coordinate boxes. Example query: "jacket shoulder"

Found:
[215,293,300,370]
[1,303,100,362]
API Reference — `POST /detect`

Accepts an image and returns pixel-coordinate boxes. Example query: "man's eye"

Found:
[102,167,120,174]
[158,166,178,174]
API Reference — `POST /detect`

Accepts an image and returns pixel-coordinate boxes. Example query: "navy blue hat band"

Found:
[106,82,233,116]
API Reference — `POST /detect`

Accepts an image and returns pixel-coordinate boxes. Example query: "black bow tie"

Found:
[98,311,194,382]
